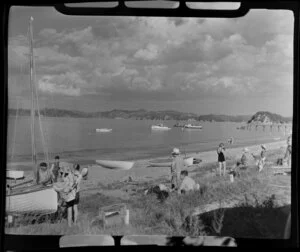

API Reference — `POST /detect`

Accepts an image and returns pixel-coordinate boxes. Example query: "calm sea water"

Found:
[6,117,288,162]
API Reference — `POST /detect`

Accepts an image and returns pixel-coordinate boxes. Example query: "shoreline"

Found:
[7,140,287,186]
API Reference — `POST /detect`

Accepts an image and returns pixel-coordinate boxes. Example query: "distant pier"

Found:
[238,123,292,133]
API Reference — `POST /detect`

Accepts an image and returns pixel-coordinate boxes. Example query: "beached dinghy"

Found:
[148,157,194,167]
[96,128,112,133]
[96,160,134,170]
[6,185,57,214]
[6,170,24,180]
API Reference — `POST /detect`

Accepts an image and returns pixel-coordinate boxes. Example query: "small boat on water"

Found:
[96,128,112,133]
[6,170,24,180]
[151,124,171,130]
[96,160,134,170]
[6,184,57,214]
[184,124,202,129]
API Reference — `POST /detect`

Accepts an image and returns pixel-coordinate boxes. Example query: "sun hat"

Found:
[243,147,249,153]
[81,167,88,178]
[172,148,180,155]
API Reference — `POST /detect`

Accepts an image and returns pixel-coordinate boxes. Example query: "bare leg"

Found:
[74,204,78,225]
[67,207,72,227]
[223,162,226,176]
[218,162,222,176]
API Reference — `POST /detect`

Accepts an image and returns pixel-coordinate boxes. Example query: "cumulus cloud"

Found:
[38,72,86,96]
[8,9,293,104]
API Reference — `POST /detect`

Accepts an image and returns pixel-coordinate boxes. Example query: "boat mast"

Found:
[29,17,37,180]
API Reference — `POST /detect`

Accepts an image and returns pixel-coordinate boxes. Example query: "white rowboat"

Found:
[96,128,112,133]
[7,170,24,180]
[96,160,134,170]
[6,185,57,214]
[148,157,194,167]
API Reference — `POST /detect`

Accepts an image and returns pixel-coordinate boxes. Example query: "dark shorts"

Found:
[66,199,75,208]
[74,192,80,205]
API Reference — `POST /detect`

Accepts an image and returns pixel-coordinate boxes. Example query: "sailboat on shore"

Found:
[6,17,57,215]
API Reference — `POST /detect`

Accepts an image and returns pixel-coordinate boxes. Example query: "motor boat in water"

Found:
[183,124,203,129]
[96,128,112,133]
[151,124,171,130]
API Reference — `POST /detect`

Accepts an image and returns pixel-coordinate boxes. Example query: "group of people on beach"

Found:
[36,156,87,227]
[157,134,293,198]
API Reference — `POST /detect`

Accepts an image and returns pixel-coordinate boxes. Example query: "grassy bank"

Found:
[6,148,290,238]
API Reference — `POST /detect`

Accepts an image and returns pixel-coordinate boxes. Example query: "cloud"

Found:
[8,9,293,106]
[38,72,86,96]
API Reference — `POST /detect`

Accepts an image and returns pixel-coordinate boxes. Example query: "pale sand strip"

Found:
[84,140,287,184]
[6,140,287,185]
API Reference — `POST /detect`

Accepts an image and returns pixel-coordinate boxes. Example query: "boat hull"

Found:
[96,160,134,170]
[148,157,194,167]
[6,185,58,214]
[184,126,202,129]
[151,126,171,130]
[96,128,112,133]
[7,170,24,180]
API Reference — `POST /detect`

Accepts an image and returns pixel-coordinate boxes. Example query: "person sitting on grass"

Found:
[36,162,53,185]
[144,184,170,202]
[178,170,200,195]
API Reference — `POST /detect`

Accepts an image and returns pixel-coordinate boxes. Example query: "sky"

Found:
[7,4,294,116]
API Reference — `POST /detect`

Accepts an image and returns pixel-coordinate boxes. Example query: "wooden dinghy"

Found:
[6,184,58,214]
[6,170,25,180]
[96,160,134,170]
[148,157,194,167]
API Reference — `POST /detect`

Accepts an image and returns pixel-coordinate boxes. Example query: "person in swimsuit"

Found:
[217,143,226,176]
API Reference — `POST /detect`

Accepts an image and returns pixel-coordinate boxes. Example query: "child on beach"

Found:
[50,156,61,183]
[170,148,185,190]
[252,145,267,172]
[217,143,226,176]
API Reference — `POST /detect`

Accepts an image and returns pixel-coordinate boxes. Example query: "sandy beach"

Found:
[7,140,288,186]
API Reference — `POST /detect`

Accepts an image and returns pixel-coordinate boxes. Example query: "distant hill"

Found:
[247,111,292,124]
[198,114,251,122]
[8,108,291,123]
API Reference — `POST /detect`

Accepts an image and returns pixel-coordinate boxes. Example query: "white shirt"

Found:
[179,176,197,192]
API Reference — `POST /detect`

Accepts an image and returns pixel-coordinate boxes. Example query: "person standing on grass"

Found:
[170,148,185,190]
[217,143,226,176]
[284,135,292,167]
[53,165,76,227]
[72,164,83,225]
